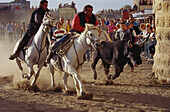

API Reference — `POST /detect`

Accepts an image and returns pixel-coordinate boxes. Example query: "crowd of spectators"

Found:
[97,15,156,59]
[0,4,28,10]
[139,0,153,5]
[0,21,27,42]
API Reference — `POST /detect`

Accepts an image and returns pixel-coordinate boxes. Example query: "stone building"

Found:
[0,0,30,10]
[133,0,153,10]
[153,0,170,83]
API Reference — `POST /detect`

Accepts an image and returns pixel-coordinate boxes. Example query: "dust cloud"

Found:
[0,37,76,91]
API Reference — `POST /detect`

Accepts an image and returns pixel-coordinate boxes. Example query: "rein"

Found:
[34,41,47,64]
[73,28,100,70]
[33,24,50,64]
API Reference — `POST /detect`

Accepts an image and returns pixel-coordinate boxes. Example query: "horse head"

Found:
[42,12,55,32]
[82,23,101,50]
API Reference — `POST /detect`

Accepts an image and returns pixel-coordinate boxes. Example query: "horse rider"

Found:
[46,4,98,63]
[9,0,49,60]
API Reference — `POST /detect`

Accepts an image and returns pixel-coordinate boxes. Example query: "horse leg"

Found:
[91,50,100,80]
[49,63,55,90]
[63,73,69,92]
[66,66,83,97]
[30,65,43,86]
[23,62,35,80]
[16,58,24,75]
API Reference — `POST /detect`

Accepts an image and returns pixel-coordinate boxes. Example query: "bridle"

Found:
[34,17,54,64]
[81,28,101,50]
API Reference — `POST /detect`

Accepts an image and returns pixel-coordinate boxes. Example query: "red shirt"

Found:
[71,14,98,33]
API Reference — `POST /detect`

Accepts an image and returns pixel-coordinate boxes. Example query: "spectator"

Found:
[129,22,137,44]
[21,22,27,38]
[49,21,57,40]
[133,4,138,11]
[115,21,132,42]
[99,19,108,32]
[60,17,67,31]
[129,16,140,35]
[15,23,21,40]
[107,19,118,41]
[66,19,71,33]
[51,22,66,45]
[22,5,27,10]
[6,21,14,42]
[147,27,156,58]
[0,22,5,41]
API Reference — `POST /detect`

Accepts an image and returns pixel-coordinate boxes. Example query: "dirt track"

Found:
[0,40,170,112]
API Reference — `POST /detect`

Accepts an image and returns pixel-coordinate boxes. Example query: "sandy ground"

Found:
[0,39,170,112]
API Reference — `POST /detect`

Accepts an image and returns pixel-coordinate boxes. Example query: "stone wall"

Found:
[153,0,170,83]
[0,10,59,24]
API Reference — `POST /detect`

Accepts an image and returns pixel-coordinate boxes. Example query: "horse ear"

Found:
[85,23,94,29]
[85,23,90,29]
[45,12,48,17]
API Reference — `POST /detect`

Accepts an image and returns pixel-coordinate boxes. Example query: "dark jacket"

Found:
[29,7,50,30]
[78,12,96,27]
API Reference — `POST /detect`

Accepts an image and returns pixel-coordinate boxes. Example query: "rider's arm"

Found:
[71,14,85,32]
[34,12,42,25]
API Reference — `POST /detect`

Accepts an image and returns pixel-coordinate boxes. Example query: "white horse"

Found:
[13,12,55,87]
[49,24,101,99]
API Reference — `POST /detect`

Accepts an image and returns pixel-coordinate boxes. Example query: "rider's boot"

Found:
[46,40,61,64]
[9,32,30,60]
[46,50,55,64]
[9,47,22,60]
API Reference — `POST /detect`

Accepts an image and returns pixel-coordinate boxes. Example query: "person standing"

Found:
[21,22,27,38]
[0,22,5,41]
[9,0,49,60]
[6,21,14,42]
[51,22,66,45]
[46,4,98,63]
[115,21,132,42]
[66,19,71,33]
[60,17,67,31]
[107,19,118,41]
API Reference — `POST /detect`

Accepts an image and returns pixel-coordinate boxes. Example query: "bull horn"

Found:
[128,40,133,48]
[139,38,147,47]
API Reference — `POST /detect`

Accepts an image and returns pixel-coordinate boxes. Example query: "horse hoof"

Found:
[52,87,62,92]
[22,73,30,80]
[105,80,113,85]
[28,85,40,92]
[77,93,93,100]
[65,90,76,95]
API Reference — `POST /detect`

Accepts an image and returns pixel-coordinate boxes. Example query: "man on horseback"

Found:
[9,0,49,60]
[46,5,98,63]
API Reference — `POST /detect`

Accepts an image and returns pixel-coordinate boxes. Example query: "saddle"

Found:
[56,33,80,57]
[53,33,80,71]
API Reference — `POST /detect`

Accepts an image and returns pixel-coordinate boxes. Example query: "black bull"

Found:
[91,40,142,80]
